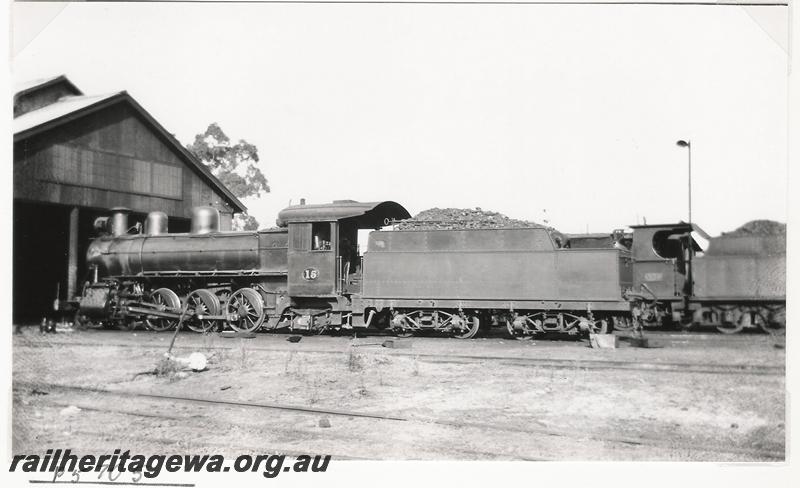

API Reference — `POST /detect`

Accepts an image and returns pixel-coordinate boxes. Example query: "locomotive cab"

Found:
[276,200,411,300]
[629,222,709,301]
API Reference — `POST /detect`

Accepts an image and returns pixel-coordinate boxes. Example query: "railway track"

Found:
[14,381,784,461]
[17,382,545,461]
[15,338,785,376]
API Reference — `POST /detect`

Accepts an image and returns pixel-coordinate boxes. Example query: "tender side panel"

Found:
[364,250,555,300]
[555,250,628,301]
[693,255,786,300]
[363,249,624,303]
[368,228,555,252]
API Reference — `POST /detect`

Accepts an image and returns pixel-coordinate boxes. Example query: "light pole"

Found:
[676,139,691,223]
[676,139,694,304]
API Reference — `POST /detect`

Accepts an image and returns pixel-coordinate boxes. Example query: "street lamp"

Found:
[676,139,691,223]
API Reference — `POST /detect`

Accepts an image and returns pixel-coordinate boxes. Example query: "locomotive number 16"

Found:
[302,268,320,281]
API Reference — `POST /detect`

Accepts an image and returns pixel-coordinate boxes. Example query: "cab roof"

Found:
[629,222,711,240]
[276,200,411,228]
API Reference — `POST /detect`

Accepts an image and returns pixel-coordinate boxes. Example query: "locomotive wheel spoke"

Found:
[589,318,608,335]
[145,288,181,332]
[185,289,221,333]
[226,288,265,333]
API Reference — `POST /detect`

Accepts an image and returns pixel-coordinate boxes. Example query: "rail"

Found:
[14,381,784,461]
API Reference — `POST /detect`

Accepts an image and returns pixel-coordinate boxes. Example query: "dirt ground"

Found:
[11,327,785,461]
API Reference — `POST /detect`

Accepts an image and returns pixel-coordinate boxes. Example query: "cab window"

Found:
[312,222,332,251]
[652,230,683,259]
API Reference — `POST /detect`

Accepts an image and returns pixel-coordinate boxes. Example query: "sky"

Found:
[10,2,789,236]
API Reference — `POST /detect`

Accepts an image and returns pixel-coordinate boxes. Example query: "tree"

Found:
[186,123,269,230]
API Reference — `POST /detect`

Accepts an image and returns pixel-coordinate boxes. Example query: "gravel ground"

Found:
[11,327,785,461]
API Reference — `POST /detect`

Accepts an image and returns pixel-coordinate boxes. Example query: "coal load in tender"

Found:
[396,207,565,244]
[721,220,786,238]
[710,220,786,256]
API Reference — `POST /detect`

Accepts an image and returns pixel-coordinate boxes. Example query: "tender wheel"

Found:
[506,320,534,341]
[394,329,414,338]
[185,289,221,333]
[716,322,745,334]
[589,319,609,334]
[453,315,480,339]
[226,288,265,332]
[391,312,415,337]
[716,312,747,334]
[145,288,181,332]
[759,307,785,334]
[612,316,633,331]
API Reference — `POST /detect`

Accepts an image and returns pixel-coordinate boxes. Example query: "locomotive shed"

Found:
[12,328,785,461]
[12,75,246,322]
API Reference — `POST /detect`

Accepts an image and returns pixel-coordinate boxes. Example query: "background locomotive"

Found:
[69,200,785,337]
[625,222,786,334]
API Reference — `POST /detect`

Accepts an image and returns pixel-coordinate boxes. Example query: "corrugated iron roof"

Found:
[13,92,120,135]
[13,88,246,213]
[14,74,83,98]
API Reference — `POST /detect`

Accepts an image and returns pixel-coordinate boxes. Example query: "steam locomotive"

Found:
[68,200,786,338]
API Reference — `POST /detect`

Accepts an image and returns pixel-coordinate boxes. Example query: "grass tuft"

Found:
[154,357,181,380]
